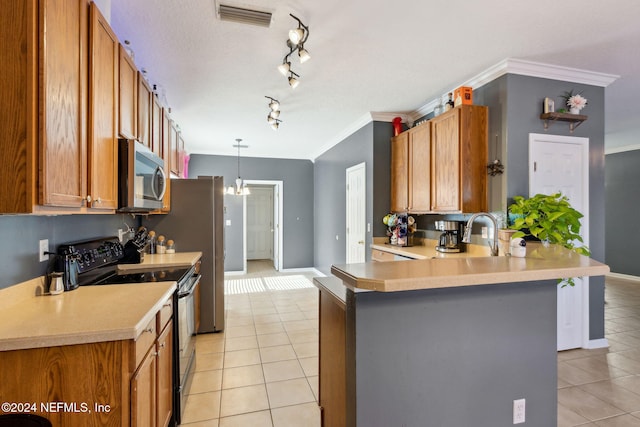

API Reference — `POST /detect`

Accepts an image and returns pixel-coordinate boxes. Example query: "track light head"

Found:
[271,119,281,130]
[265,96,280,111]
[267,114,276,125]
[277,60,291,76]
[288,27,304,45]
[269,109,280,119]
[298,46,310,63]
[288,70,300,89]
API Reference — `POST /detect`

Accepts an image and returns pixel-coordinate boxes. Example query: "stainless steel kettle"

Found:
[49,272,64,295]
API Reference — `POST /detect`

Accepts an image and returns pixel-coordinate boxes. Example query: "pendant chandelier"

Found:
[227,139,250,195]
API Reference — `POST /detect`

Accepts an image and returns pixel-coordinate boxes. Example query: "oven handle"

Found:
[178,274,201,298]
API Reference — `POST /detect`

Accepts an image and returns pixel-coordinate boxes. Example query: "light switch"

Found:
[226,220,231,226]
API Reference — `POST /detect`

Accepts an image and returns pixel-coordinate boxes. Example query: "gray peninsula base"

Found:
[317,278,557,427]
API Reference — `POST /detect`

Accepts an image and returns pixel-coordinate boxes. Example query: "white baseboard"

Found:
[280,267,326,277]
[607,272,640,282]
[224,270,246,276]
[584,338,609,349]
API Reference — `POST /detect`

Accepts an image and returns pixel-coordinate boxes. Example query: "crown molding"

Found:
[315,58,620,160]
[605,144,640,155]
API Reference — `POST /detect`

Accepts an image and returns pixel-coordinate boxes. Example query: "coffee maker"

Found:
[435,220,465,253]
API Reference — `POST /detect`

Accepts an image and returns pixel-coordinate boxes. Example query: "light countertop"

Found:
[0,251,202,352]
[334,242,609,292]
[371,237,492,259]
[117,251,202,271]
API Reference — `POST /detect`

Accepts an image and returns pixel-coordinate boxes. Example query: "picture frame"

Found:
[543,97,555,114]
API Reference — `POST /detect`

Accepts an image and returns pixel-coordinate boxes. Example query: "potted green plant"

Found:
[507,192,590,286]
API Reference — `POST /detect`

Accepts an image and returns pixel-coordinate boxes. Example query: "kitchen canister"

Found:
[510,237,527,258]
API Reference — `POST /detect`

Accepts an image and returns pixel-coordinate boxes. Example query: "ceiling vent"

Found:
[217,4,272,27]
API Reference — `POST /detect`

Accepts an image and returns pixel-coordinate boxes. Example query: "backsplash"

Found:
[0,214,139,289]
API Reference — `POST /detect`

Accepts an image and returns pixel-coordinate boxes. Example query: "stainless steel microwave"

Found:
[118,139,166,212]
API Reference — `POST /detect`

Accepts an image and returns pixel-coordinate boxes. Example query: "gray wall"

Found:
[188,154,314,271]
[313,122,393,275]
[605,150,640,275]
[0,214,137,289]
[477,74,607,340]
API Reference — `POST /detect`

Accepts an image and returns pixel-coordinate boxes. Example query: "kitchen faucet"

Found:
[462,213,499,256]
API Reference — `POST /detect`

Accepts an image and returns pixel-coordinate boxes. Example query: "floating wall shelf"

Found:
[540,112,587,133]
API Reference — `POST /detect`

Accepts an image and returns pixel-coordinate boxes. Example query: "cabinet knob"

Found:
[145,327,154,333]
[94,197,102,205]
[84,195,92,203]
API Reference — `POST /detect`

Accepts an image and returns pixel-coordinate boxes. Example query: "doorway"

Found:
[529,133,590,350]
[244,180,283,274]
[346,162,366,264]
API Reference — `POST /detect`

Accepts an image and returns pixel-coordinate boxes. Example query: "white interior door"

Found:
[346,163,366,264]
[246,186,274,260]
[529,133,589,351]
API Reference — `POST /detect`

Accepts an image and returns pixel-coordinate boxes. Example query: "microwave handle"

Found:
[152,166,167,201]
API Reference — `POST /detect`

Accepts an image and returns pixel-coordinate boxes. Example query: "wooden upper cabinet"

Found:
[118,44,137,139]
[390,124,431,213]
[151,94,162,157]
[430,105,488,213]
[431,111,460,212]
[390,132,409,212]
[160,110,171,212]
[0,0,89,213]
[88,2,118,210]
[169,122,180,176]
[137,73,152,148]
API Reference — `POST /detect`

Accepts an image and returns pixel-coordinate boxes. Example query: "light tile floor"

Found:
[180,263,640,427]
[559,275,640,426]
[179,260,321,427]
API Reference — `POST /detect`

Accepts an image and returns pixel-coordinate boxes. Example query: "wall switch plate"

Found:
[225,220,231,226]
[118,229,125,242]
[513,398,525,424]
[481,226,489,238]
[39,239,49,262]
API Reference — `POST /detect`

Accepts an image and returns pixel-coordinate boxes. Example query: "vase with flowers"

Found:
[561,90,588,114]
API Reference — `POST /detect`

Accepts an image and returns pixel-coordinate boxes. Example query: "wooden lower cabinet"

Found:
[156,321,174,427]
[131,342,157,427]
[319,284,347,427]
[0,298,174,427]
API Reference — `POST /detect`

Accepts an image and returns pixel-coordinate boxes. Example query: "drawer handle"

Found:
[145,327,154,333]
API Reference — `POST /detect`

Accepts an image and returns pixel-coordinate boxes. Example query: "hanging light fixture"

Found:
[226,140,250,195]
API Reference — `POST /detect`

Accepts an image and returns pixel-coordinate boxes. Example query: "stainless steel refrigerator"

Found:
[145,176,225,333]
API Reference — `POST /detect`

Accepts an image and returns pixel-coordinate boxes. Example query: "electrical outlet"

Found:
[481,226,489,238]
[39,239,49,263]
[513,398,525,424]
[118,229,125,242]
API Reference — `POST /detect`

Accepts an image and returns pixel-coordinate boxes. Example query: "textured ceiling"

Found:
[108,0,640,159]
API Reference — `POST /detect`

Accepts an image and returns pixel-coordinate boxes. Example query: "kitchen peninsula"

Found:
[317,244,609,427]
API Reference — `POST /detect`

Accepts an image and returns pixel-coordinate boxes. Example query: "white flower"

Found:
[567,94,588,110]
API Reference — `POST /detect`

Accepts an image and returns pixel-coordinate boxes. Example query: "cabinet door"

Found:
[177,133,185,178]
[87,3,118,210]
[431,109,461,212]
[157,321,173,427]
[169,122,180,176]
[390,132,409,212]
[151,95,162,157]
[118,44,137,139]
[131,347,157,427]
[160,110,171,212]
[137,73,152,148]
[40,0,88,208]
[408,124,431,212]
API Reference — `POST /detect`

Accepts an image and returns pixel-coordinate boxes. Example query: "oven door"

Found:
[176,274,200,423]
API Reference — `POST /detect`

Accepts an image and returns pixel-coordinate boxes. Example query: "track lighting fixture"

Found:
[288,71,300,89]
[265,96,282,129]
[275,14,310,87]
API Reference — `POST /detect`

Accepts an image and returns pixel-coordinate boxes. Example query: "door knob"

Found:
[358,240,365,245]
